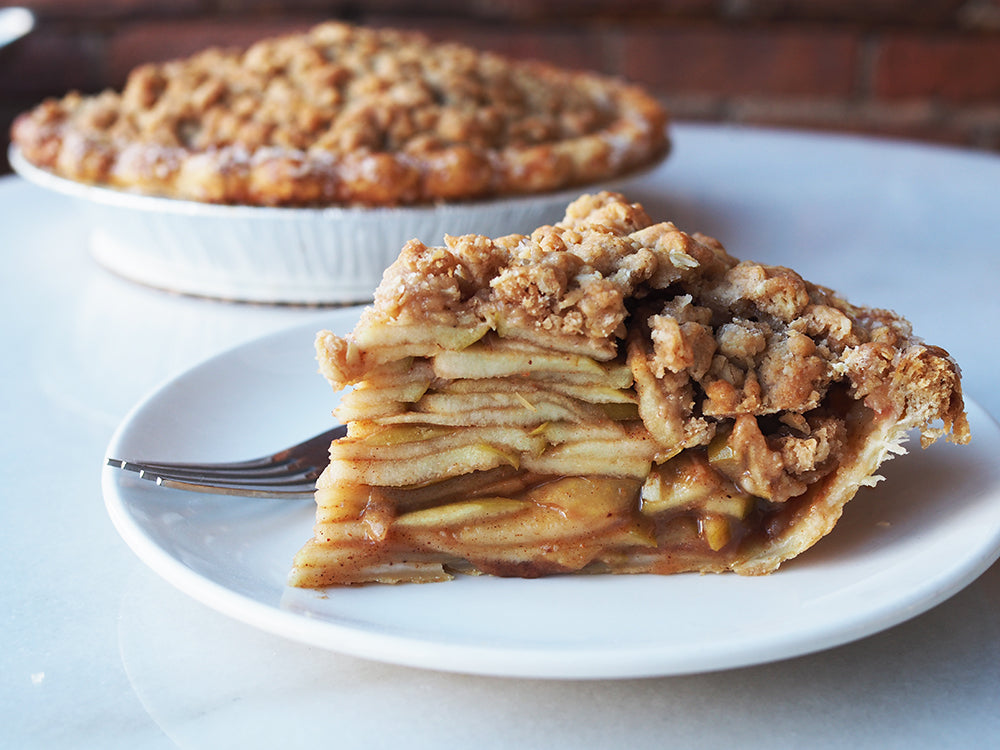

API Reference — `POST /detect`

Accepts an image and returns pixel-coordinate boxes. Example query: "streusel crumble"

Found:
[10,23,669,207]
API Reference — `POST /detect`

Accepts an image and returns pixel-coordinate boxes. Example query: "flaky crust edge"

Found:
[734,343,969,574]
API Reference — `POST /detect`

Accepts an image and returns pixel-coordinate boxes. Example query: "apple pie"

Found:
[10,23,668,207]
[289,192,969,586]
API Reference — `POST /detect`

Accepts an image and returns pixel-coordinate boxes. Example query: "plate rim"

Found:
[101,310,1000,679]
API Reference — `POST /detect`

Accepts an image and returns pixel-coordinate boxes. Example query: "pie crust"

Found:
[10,23,669,207]
[289,192,969,586]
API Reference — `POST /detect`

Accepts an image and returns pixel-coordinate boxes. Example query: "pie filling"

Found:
[289,192,969,586]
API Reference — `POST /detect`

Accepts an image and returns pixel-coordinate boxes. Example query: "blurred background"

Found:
[3,0,1000,175]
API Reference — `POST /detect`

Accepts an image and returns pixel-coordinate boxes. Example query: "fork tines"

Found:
[105,424,346,498]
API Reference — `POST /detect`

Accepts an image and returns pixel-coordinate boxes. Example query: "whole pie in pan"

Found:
[289,192,970,586]
[9,23,669,207]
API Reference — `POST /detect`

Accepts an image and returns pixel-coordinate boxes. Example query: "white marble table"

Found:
[3,124,999,748]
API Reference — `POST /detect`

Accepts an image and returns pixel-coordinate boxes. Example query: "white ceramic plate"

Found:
[9,145,663,305]
[102,307,1000,679]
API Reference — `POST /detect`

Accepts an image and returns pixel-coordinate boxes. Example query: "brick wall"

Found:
[4,0,1000,175]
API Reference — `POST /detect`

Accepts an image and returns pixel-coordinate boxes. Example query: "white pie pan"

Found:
[10,146,660,305]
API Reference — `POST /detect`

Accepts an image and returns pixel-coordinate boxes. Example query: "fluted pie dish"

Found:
[9,145,614,303]
[9,22,668,303]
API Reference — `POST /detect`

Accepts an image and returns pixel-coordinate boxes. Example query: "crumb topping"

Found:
[350,191,969,452]
[11,23,669,207]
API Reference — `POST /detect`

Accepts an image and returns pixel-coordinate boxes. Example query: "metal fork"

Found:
[105,425,347,498]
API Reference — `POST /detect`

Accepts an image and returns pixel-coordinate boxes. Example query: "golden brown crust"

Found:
[10,23,669,207]
[291,192,969,586]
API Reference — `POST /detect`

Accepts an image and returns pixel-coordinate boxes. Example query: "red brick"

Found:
[25,0,208,21]
[874,33,1000,102]
[425,0,693,22]
[104,18,316,84]
[213,0,715,22]
[622,26,860,97]
[723,0,965,26]
[403,22,614,73]
[104,17,614,81]
[0,29,103,98]
[213,0,363,14]
[215,0,452,14]
[958,0,1000,31]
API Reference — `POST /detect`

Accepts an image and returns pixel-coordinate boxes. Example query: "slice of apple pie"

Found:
[289,192,969,586]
